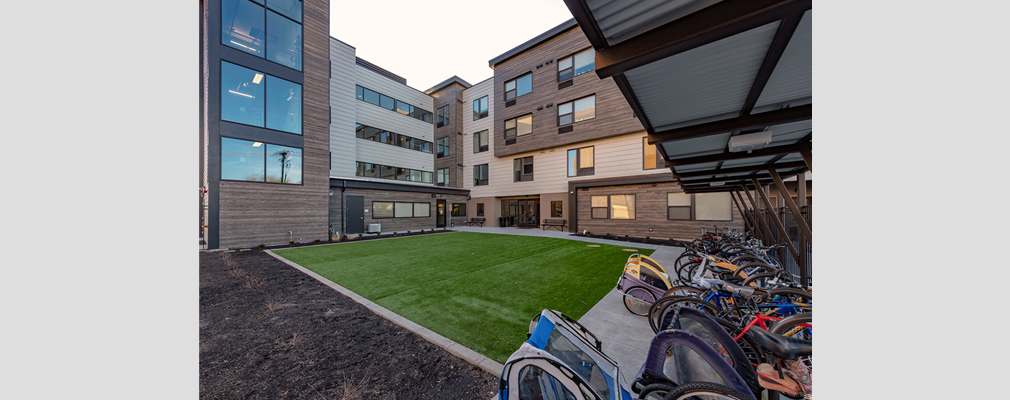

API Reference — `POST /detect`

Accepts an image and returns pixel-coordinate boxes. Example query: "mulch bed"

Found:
[200,250,498,399]
[572,233,692,247]
[222,229,457,252]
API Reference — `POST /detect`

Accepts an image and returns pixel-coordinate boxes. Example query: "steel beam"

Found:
[801,151,812,171]
[672,161,807,178]
[751,178,800,263]
[741,185,773,245]
[649,105,812,143]
[665,142,812,167]
[769,170,812,242]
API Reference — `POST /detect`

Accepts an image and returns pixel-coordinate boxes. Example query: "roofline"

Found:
[329,35,356,49]
[356,57,407,85]
[424,75,473,94]
[489,18,579,67]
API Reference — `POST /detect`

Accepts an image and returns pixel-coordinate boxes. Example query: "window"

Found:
[473,130,489,153]
[551,201,563,218]
[567,146,595,177]
[451,203,467,217]
[504,114,532,140]
[513,156,533,182]
[355,123,432,154]
[436,137,450,158]
[355,85,432,123]
[558,95,595,126]
[518,365,577,400]
[477,203,485,217]
[221,61,302,134]
[504,73,532,101]
[222,0,303,71]
[473,164,488,186]
[372,202,430,219]
[221,137,302,184]
[591,195,635,219]
[644,137,665,169]
[355,162,431,183]
[591,196,608,219]
[667,193,733,221]
[473,96,488,120]
[436,105,450,127]
[558,48,595,81]
[436,168,448,186]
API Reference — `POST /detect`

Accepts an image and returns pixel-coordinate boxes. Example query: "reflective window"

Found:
[436,168,448,186]
[265,75,301,134]
[668,193,692,220]
[355,162,431,183]
[437,105,450,127]
[477,203,485,217]
[558,48,595,81]
[265,144,302,184]
[380,94,395,110]
[355,123,432,154]
[610,195,635,219]
[504,114,532,139]
[221,0,264,56]
[452,203,467,217]
[221,138,265,182]
[513,156,533,182]
[473,164,488,186]
[395,202,413,217]
[396,100,413,116]
[473,96,488,120]
[643,137,664,169]
[220,62,265,127]
[414,203,430,217]
[505,73,532,101]
[551,201,563,218]
[591,196,608,219]
[695,193,733,221]
[380,165,395,180]
[558,95,595,126]
[373,202,394,218]
[517,365,577,400]
[567,146,594,177]
[473,130,489,153]
[265,10,301,70]
[356,85,432,123]
[437,137,450,158]
[222,0,302,71]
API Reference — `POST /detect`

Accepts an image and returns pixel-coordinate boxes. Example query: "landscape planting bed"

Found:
[200,250,497,399]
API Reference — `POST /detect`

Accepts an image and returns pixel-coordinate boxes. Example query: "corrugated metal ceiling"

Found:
[587,0,722,46]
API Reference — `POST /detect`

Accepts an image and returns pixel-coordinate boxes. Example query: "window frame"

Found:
[473,164,489,186]
[591,195,608,219]
[221,0,304,71]
[451,203,467,217]
[354,161,431,184]
[473,130,489,153]
[436,104,450,128]
[355,123,432,154]
[220,61,302,135]
[504,72,533,102]
[609,194,636,220]
[666,192,734,221]
[220,137,303,185]
[567,146,595,177]
[557,94,596,126]
[473,96,489,120]
[551,201,563,218]
[436,167,449,187]
[557,47,595,82]
[513,156,534,182]
[436,137,450,158]
[372,201,432,219]
[355,85,432,123]
[504,114,532,140]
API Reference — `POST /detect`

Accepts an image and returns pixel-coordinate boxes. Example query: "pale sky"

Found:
[330,0,575,92]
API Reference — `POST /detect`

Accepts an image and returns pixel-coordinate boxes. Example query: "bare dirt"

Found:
[200,250,498,399]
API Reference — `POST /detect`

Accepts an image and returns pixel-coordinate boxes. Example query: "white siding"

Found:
[329,38,357,178]
[461,78,495,192]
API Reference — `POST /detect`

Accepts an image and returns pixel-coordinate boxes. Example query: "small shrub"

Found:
[669,238,675,241]
[244,277,264,289]
[288,241,294,245]
[314,239,320,243]
[606,233,611,236]
[645,236,651,240]
[625,234,629,238]
[257,243,265,248]
[265,301,280,313]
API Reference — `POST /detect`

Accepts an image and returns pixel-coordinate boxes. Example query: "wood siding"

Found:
[431,83,467,188]
[575,182,744,240]
[217,0,330,248]
[492,26,644,158]
[331,188,467,232]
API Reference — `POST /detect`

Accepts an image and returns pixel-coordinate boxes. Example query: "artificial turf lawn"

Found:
[274,231,653,363]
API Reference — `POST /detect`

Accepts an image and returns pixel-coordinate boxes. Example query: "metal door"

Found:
[346,195,364,234]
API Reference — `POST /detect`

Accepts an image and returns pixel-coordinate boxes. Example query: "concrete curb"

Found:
[264,250,504,377]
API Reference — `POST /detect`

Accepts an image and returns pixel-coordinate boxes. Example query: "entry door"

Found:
[518,199,539,227]
[346,195,364,234]
[436,199,446,227]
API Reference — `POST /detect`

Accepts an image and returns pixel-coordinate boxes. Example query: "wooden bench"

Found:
[541,219,567,231]
[467,217,486,227]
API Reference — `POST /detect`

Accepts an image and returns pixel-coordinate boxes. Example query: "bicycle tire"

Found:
[731,262,780,281]
[656,297,723,327]
[771,312,812,338]
[648,295,682,333]
[640,383,676,400]
[741,272,777,288]
[677,260,701,283]
[663,382,753,400]
[713,317,765,366]
[623,286,656,316]
[662,285,704,298]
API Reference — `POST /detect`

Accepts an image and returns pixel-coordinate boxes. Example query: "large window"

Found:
[372,202,431,219]
[355,162,431,183]
[667,192,733,221]
[221,61,301,134]
[551,201,563,218]
[504,114,532,140]
[558,95,596,126]
[643,137,665,169]
[355,85,432,123]
[504,73,532,101]
[473,130,489,153]
[591,195,635,219]
[221,137,302,184]
[567,146,594,177]
[222,0,302,70]
[436,168,449,187]
[477,203,485,217]
[436,105,450,127]
[513,156,533,182]
[355,123,432,154]
[473,96,489,120]
[558,48,595,81]
[436,137,450,158]
[473,164,488,186]
[452,203,467,217]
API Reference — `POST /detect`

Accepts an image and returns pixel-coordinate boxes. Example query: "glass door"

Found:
[517,199,540,228]
[436,200,446,227]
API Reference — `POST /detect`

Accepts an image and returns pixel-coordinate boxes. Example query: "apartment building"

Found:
[201,3,747,249]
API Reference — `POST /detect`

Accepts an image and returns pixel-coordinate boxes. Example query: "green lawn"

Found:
[273,231,653,363]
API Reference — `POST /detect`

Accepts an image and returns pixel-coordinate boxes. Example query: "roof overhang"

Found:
[563,0,812,192]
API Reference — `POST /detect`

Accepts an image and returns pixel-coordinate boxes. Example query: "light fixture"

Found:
[252,142,263,147]
[728,131,772,153]
[710,181,725,187]
[252,73,264,84]
[228,90,255,99]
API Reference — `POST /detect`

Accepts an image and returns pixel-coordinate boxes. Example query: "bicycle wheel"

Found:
[741,272,777,288]
[649,295,682,333]
[713,317,765,366]
[677,260,701,283]
[663,382,753,400]
[663,285,704,298]
[771,312,812,340]
[641,383,676,400]
[657,297,723,326]
[623,286,656,316]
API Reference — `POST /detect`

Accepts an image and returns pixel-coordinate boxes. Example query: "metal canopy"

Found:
[564,0,812,192]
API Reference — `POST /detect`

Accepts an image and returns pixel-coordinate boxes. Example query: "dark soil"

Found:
[200,250,498,399]
[572,233,691,247]
[223,229,457,252]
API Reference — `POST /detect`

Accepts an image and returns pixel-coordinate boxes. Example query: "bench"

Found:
[541,219,567,231]
[467,217,486,227]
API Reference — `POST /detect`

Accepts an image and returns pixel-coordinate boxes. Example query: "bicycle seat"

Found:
[747,327,812,360]
[706,263,733,275]
[718,282,758,298]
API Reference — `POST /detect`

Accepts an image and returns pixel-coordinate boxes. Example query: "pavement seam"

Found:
[265,250,505,377]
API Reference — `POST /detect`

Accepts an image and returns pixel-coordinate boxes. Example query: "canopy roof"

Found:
[564,0,812,193]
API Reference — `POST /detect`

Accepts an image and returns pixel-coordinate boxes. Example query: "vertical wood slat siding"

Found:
[492,26,644,158]
[218,0,330,248]
[332,188,467,232]
[431,84,466,188]
[575,182,745,240]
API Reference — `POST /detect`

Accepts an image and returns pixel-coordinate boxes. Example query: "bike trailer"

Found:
[499,310,633,400]
[630,326,756,400]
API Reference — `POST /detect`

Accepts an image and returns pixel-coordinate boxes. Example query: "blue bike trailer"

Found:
[632,329,756,400]
[501,310,633,400]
